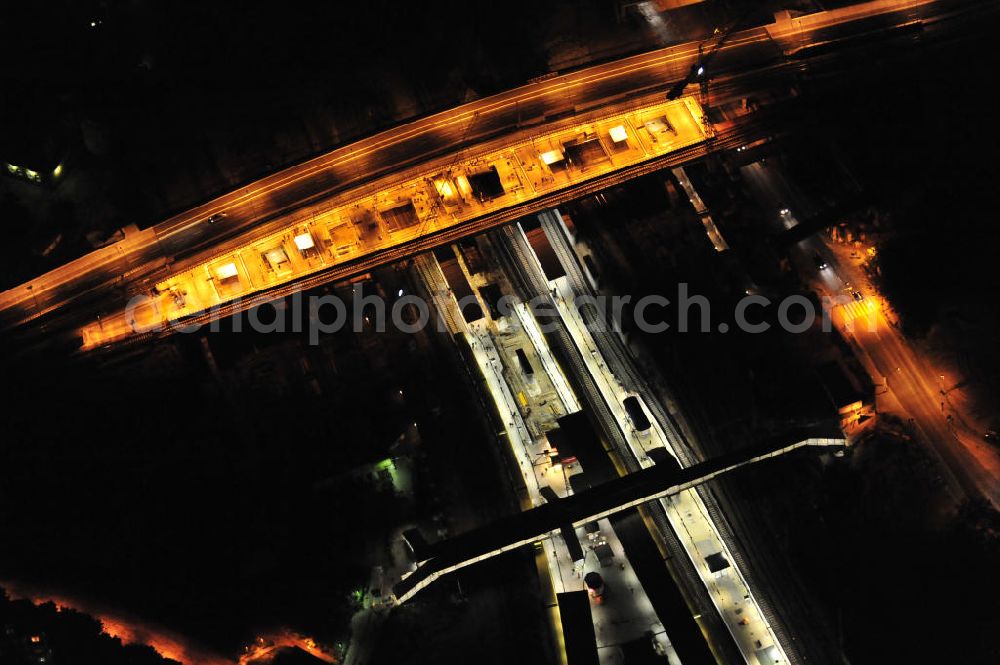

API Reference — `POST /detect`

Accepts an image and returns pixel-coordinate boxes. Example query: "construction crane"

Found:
[666,13,751,139]
[697,44,712,138]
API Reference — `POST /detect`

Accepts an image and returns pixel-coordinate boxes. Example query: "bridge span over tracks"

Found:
[0,0,963,352]
[392,431,846,603]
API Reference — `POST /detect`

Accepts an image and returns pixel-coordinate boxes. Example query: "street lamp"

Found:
[26,284,39,312]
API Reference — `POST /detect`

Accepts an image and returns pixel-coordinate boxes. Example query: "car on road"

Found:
[852,290,864,302]
[207,212,228,224]
[813,251,829,270]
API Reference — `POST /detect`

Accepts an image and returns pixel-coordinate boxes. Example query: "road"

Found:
[741,160,1000,508]
[72,96,710,348]
[0,0,953,343]
[830,249,1000,506]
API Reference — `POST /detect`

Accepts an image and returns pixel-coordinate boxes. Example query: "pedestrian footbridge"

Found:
[393,429,846,603]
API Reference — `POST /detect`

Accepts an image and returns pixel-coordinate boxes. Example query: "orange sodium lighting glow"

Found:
[1,580,336,665]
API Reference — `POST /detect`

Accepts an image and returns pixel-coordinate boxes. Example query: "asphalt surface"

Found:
[0,0,960,338]
[742,158,1000,508]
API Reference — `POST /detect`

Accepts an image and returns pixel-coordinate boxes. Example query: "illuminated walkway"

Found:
[392,433,845,603]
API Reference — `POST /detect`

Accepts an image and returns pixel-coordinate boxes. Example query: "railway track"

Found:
[538,211,814,663]
[487,222,746,664]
